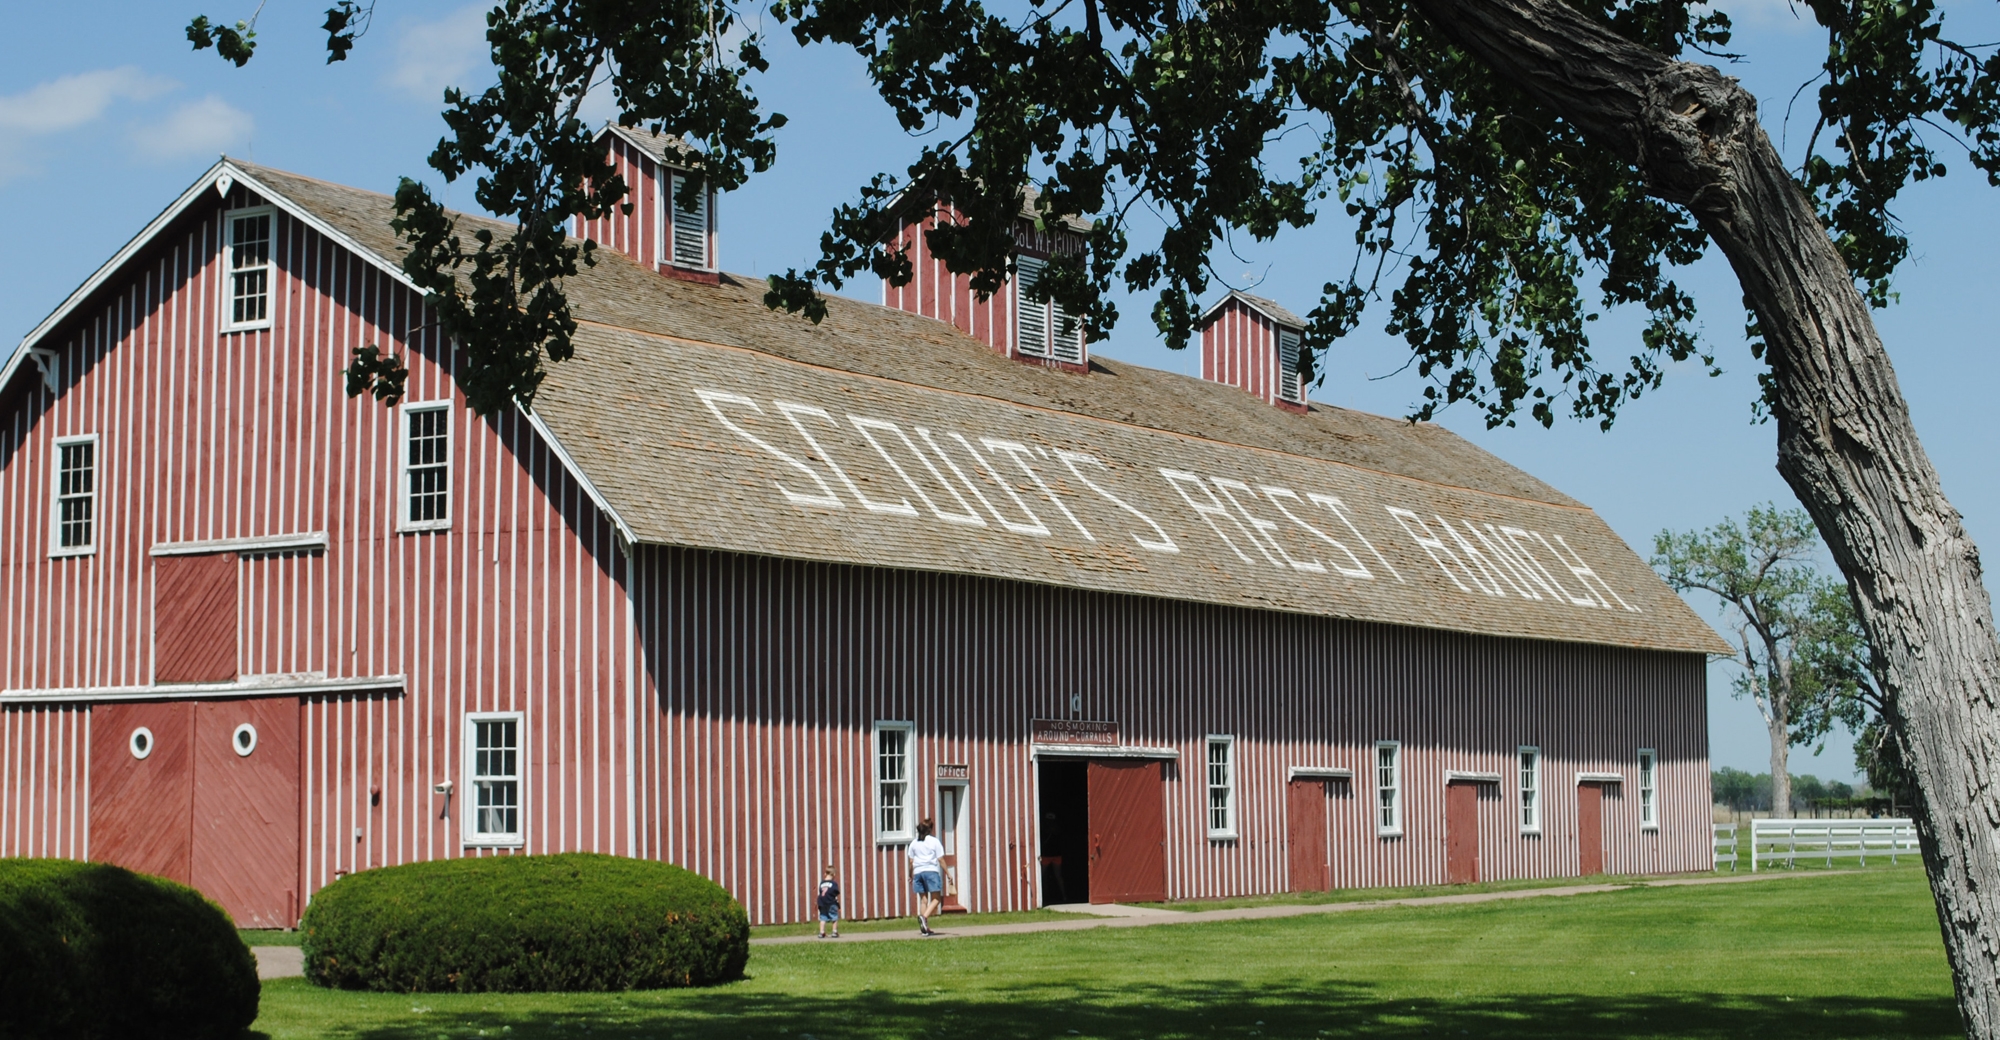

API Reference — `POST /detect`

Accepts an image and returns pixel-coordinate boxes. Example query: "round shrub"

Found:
[300,853,748,992]
[0,858,259,1040]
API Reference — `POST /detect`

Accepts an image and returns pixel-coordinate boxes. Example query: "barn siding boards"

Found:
[0,178,641,905]
[630,544,1712,923]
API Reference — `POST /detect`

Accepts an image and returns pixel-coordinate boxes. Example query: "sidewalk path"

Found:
[252,946,303,980]
[750,870,1848,946]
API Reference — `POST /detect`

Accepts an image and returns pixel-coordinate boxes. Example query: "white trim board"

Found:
[1030,743,1179,760]
[1444,770,1503,784]
[1577,772,1625,784]
[1288,766,1354,780]
[152,532,328,556]
[1,673,405,703]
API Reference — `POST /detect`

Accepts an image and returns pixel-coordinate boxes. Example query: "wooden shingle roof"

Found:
[227,162,1732,655]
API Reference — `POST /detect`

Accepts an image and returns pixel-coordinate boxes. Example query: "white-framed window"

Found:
[1638,748,1658,830]
[1375,741,1403,836]
[50,434,98,557]
[1518,746,1541,833]
[1206,734,1237,839]
[463,711,525,846]
[221,206,275,332]
[873,721,915,844]
[1276,328,1304,404]
[399,401,451,531]
[1014,254,1085,364]
[663,170,713,270]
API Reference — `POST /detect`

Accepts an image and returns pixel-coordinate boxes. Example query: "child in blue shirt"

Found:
[816,865,842,938]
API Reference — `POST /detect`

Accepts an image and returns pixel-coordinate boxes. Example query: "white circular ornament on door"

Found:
[129,727,154,760]
[232,722,258,757]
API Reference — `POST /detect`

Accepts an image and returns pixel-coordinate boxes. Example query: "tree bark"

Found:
[1769,714,1792,815]
[1405,0,2000,1033]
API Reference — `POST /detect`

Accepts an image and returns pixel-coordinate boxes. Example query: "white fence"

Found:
[1713,818,1918,871]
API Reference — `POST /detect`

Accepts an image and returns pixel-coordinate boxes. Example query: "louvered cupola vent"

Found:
[578,125,719,284]
[1198,291,1309,413]
[880,186,1095,372]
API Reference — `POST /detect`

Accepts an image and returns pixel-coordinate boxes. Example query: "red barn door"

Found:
[190,698,300,927]
[1578,781,1606,876]
[89,701,195,883]
[155,554,237,684]
[1446,780,1480,884]
[1087,758,1166,903]
[1287,779,1330,892]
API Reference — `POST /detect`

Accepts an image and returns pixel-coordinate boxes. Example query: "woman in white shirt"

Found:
[908,818,945,935]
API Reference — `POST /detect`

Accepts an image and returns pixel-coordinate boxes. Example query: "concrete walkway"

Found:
[246,871,1844,976]
[252,945,303,980]
[750,870,1844,946]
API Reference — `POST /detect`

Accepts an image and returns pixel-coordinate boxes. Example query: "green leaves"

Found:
[185,14,257,66]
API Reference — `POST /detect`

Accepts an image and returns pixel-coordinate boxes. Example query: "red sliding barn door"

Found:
[156,554,238,683]
[1445,781,1480,884]
[1578,782,1606,876]
[190,698,301,927]
[89,701,196,884]
[1086,759,1166,903]
[1287,779,1330,892]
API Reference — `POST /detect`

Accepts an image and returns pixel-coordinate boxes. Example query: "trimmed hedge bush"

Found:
[300,853,748,992]
[0,858,259,1040]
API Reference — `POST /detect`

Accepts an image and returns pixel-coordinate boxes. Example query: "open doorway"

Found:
[937,781,969,913]
[1038,759,1089,905]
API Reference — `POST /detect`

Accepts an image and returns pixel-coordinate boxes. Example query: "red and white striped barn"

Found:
[0,131,1728,928]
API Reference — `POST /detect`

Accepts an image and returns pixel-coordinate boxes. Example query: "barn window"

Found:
[1638,748,1658,830]
[222,207,274,332]
[1206,735,1237,839]
[665,171,712,270]
[1518,746,1541,833]
[1375,741,1402,836]
[464,712,524,846]
[1014,255,1084,364]
[1276,328,1304,404]
[51,434,97,556]
[400,401,450,531]
[873,721,915,844]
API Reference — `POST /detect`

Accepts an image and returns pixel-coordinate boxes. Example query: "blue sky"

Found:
[7,2,1998,783]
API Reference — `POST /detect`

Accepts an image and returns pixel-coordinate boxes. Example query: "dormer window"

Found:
[1014,255,1084,364]
[663,171,714,271]
[1198,291,1310,410]
[222,207,274,333]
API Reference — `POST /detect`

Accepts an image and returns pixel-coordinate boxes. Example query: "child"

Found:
[816,865,842,938]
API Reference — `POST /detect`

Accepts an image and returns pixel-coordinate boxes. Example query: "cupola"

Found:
[1197,291,1308,413]
[578,125,718,283]
[880,187,1093,372]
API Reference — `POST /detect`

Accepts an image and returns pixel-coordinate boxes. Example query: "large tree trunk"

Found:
[1769,716,1792,816]
[1406,0,2000,1033]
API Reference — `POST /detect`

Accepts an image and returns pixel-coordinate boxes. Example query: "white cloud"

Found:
[388,3,493,101]
[129,95,254,161]
[0,66,174,135]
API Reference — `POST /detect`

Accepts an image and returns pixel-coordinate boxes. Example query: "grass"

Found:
[242,929,303,947]
[250,864,1956,1040]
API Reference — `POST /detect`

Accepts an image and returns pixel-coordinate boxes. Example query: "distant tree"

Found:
[1710,766,1757,812]
[1654,506,1875,818]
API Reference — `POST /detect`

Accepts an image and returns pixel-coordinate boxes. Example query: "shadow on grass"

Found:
[325,977,1959,1040]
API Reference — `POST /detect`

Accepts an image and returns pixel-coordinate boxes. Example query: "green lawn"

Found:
[250,866,1957,1040]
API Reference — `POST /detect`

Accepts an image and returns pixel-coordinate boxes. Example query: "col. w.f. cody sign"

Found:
[1031,719,1120,747]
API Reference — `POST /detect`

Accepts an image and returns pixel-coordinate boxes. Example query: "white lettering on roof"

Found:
[695,387,1638,616]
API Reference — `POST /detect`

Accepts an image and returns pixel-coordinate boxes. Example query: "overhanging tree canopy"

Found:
[188,0,2000,1033]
